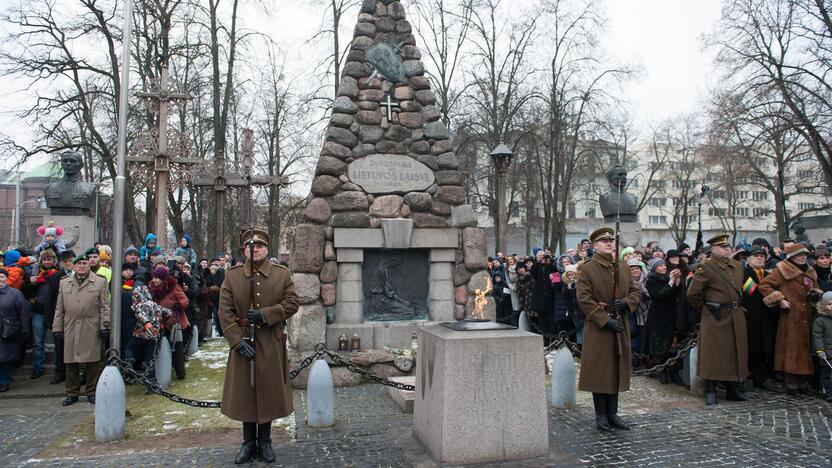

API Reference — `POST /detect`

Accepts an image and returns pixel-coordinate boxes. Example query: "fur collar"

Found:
[776,259,818,281]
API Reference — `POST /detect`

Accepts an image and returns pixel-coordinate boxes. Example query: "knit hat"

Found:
[124,244,139,256]
[564,264,578,274]
[785,243,810,260]
[649,259,666,272]
[620,246,635,260]
[151,266,170,280]
[59,250,76,261]
[99,250,111,262]
[823,291,832,304]
[3,250,21,267]
[152,255,167,266]
[122,262,138,271]
[627,258,643,268]
[39,249,57,261]
[678,242,691,252]
[666,249,680,260]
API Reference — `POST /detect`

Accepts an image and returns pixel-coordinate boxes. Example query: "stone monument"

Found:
[43,151,97,250]
[287,0,492,359]
[599,164,641,247]
[413,325,549,464]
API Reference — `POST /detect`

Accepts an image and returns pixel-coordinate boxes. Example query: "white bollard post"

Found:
[550,348,577,408]
[307,359,334,427]
[518,311,531,332]
[95,365,126,442]
[689,344,702,395]
[156,338,172,390]
[188,327,199,356]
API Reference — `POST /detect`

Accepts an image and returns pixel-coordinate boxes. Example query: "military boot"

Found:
[705,380,717,405]
[592,393,612,432]
[234,422,257,464]
[606,393,630,430]
[258,422,276,463]
[725,382,747,401]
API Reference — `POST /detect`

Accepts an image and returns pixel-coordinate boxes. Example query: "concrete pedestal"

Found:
[618,221,642,248]
[44,214,95,251]
[414,325,548,464]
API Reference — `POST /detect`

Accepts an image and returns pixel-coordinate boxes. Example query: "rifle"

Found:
[694,185,709,257]
[246,174,256,389]
[611,179,623,356]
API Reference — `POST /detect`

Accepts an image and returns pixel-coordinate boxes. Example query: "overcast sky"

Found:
[2,0,726,170]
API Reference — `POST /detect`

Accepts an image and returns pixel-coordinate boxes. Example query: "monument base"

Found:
[44,214,95,251]
[618,221,642,248]
[414,325,548,464]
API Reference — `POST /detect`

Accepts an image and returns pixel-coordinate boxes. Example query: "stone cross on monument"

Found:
[127,61,201,250]
[192,129,289,255]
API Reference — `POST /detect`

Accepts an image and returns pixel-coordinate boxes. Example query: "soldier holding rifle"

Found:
[219,228,299,464]
[576,227,641,431]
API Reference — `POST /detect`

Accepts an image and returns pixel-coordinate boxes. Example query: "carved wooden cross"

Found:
[192,129,289,254]
[127,62,200,250]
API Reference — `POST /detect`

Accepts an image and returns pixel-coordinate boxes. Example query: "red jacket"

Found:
[153,276,190,330]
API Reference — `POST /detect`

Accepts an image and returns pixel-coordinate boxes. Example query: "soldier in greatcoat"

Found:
[686,234,749,405]
[219,228,299,464]
[576,227,641,431]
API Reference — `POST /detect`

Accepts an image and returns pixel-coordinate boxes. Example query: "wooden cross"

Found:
[127,61,200,250]
[192,129,289,254]
[379,93,400,129]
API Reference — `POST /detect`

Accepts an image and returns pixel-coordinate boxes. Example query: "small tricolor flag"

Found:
[743,277,757,296]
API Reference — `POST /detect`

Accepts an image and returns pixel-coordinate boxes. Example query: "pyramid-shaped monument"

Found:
[288,0,491,356]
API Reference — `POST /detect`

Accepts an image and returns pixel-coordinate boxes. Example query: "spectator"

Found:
[504,256,519,325]
[563,264,581,346]
[199,258,225,338]
[645,259,682,384]
[126,285,172,390]
[139,233,161,266]
[3,250,25,290]
[58,250,75,272]
[628,259,650,368]
[33,221,66,255]
[812,247,832,292]
[759,243,823,395]
[743,246,778,390]
[119,262,140,357]
[813,292,832,401]
[85,247,111,284]
[149,266,190,338]
[0,267,30,392]
[53,252,110,405]
[174,234,198,268]
[28,249,64,380]
[515,263,535,328]
[491,273,513,325]
[124,245,149,284]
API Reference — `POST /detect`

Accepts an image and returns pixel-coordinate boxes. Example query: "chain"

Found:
[544,331,582,357]
[632,324,700,376]
[322,349,416,391]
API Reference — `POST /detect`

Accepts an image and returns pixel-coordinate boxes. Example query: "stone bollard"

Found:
[94,365,125,442]
[188,327,199,356]
[689,344,702,395]
[550,348,576,408]
[518,311,531,332]
[156,338,172,390]
[307,359,334,428]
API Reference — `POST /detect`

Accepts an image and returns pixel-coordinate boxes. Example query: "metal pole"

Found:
[777,168,788,241]
[110,0,134,356]
[13,171,20,246]
[497,168,507,255]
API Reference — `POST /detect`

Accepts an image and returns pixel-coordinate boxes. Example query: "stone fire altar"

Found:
[288,0,493,355]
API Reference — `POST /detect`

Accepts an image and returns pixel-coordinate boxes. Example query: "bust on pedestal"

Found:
[43,151,97,249]
[599,165,641,247]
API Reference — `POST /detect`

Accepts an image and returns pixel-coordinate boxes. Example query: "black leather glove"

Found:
[247,309,264,325]
[807,289,821,303]
[99,329,110,340]
[604,318,624,333]
[53,331,63,341]
[612,299,628,315]
[236,341,255,360]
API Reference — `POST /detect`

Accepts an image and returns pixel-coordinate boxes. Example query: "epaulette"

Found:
[273,263,289,271]
[227,264,244,271]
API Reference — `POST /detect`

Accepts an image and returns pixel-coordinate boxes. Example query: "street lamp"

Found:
[489,143,513,255]
[11,197,47,246]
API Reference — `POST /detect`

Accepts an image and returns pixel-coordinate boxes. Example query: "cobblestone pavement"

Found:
[4,380,832,466]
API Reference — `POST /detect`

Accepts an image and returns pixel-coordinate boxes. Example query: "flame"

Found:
[471,276,493,320]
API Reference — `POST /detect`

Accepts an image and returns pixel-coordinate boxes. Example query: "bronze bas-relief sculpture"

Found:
[43,151,97,216]
[599,165,639,223]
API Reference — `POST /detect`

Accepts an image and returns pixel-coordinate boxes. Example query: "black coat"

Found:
[813,265,832,292]
[0,285,30,363]
[30,266,64,328]
[645,272,681,357]
[742,265,778,355]
[530,262,555,336]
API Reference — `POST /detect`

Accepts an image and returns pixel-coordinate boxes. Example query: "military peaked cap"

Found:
[589,227,615,243]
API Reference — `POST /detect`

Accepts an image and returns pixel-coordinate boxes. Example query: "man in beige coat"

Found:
[687,234,748,405]
[52,251,110,406]
[577,227,641,431]
[220,228,299,464]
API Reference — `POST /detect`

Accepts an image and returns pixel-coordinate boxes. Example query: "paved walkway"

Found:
[3,379,832,467]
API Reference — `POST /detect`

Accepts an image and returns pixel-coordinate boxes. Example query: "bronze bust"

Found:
[599,165,639,223]
[43,151,96,216]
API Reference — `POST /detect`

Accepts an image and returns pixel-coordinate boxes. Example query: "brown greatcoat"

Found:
[53,273,110,363]
[686,256,748,382]
[757,260,820,376]
[219,259,299,424]
[576,252,641,394]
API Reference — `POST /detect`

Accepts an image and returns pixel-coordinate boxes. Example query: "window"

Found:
[649,215,667,225]
[733,207,750,217]
[674,215,694,225]
[794,153,813,162]
[752,191,768,201]
[670,161,691,171]
[705,173,720,182]
[651,180,666,189]
[649,197,667,207]
[568,202,576,219]
[710,190,726,199]
[797,170,813,179]
[797,202,816,210]
[753,208,768,217]
[672,179,691,189]
[708,207,727,217]
[732,191,749,200]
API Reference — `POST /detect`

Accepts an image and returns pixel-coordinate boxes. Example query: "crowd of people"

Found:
[488,235,832,400]
[0,222,270,401]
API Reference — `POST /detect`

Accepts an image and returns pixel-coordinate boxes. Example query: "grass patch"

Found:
[40,338,293,458]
